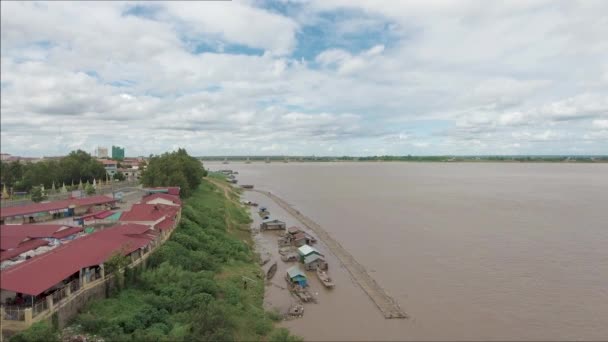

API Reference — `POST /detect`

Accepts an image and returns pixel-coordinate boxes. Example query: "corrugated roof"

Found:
[286,266,306,279]
[119,204,177,222]
[0,223,156,295]
[304,254,324,265]
[0,240,50,262]
[78,210,114,221]
[287,226,301,234]
[1,195,117,219]
[156,217,176,231]
[297,244,318,256]
[1,225,82,250]
[143,193,182,206]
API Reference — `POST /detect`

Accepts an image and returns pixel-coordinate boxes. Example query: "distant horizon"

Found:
[2,151,608,159]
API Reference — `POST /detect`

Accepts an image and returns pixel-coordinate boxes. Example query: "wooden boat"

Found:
[266,262,277,280]
[316,268,335,288]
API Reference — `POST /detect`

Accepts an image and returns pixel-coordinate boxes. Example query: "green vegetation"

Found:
[9,322,60,342]
[11,179,300,342]
[0,150,106,193]
[29,186,47,203]
[85,182,96,195]
[113,171,126,181]
[140,148,207,197]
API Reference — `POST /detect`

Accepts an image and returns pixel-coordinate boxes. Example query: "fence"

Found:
[0,180,140,208]
[2,306,26,321]
[32,300,48,318]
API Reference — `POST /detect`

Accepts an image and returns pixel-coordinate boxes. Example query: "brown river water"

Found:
[208,162,608,341]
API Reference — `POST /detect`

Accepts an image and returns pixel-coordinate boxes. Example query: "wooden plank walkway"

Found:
[251,189,408,319]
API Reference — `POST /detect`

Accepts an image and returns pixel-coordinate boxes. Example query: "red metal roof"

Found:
[1,225,82,250]
[143,193,182,206]
[119,203,178,223]
[1,195,117,219]
[146,187,181,196]
[78,210,114,221]
[0,224,156,295]
[97,159,117,165]
[0,239,50,262]
[156,217,176,231]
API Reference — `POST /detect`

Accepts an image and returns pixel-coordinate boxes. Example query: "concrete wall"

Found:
[55,278,108,328]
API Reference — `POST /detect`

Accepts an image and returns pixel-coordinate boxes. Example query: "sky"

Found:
[1,0,607,157]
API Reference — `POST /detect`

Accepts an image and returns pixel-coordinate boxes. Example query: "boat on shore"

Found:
[316,268,335,288]
[266,262,278,280]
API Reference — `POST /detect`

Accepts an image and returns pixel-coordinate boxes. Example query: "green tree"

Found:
[30,186,47,203]
[85,183,96,195]
[113,171,126,181]
[140,148,206,197]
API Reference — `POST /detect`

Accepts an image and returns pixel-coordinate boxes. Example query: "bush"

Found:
[268,328,303,342]
[10,322,59,342]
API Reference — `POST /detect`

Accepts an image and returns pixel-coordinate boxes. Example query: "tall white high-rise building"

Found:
[96,147,108,158]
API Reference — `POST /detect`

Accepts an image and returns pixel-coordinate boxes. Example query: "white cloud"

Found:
[1,0,607,156]
[593,119,608,130]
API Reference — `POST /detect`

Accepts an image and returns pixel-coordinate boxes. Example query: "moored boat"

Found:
[316,268,335,288]
[266,262,278,280]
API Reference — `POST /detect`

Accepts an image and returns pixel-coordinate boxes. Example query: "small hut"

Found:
[297,245,323,262]
[303,254,328,271]
[286,266,308,287]
[260,219,286,231]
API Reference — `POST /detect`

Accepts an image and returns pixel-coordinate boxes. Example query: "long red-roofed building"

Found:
[0,195,117,223]
[0,224,157,296]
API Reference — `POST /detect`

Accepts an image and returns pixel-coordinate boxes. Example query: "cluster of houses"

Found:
[0,187,182,336]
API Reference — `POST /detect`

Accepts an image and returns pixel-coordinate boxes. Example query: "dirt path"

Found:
[206,177,232,200]
[248,189,408,319]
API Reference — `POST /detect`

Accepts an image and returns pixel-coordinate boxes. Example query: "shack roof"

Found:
[263,219,285,225]
[297,244,319,257]
[287,226,301,234]
[304,254,324,265]
[286,266,306,279]
[293,232,307,240]
[0,239,50,262]
[156,216,176,231]
[1,224,82,250]
[0,223,156,296]
[0,195,116,219]
[143,193,182,206]
[119,203,178,223]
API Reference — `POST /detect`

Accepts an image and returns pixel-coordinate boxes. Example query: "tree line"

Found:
[0,150,109,194]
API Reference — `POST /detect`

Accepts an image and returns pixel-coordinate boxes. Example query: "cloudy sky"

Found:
[1,0,607,157]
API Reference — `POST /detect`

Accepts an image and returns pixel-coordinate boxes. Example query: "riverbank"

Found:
[9,179,301,342]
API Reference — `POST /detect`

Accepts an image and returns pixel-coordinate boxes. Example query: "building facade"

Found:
[111,146,125,160]
[96,147,108,158]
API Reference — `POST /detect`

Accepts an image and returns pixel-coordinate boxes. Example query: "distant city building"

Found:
[112,146,125,160]
[0,153,10,161]
[96,147,108,158]
[98,159,118,177]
